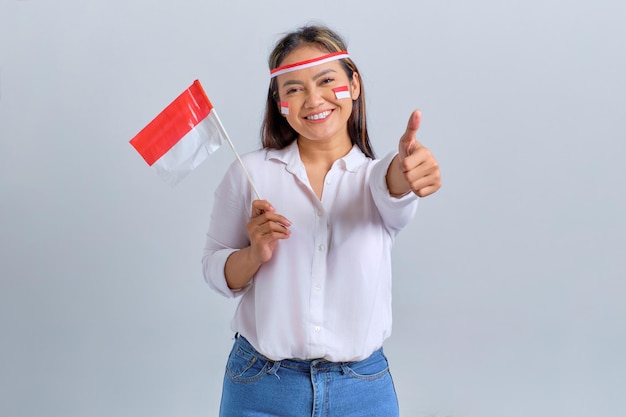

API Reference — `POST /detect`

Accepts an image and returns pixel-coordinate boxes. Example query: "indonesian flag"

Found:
[333,86,351,100]
[129,80,225,185]
[280,101,289,115]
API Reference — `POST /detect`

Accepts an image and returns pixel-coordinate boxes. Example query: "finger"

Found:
[414,183,441,198]
[406,170,439,189]
[261,209,292,227]
[250,222,291,251]
[249,203,292,232]
[400,146,433,173]
[251,200,275,217]
[258,220,292,237]
[404,167,442,196]
[403,162,441,188]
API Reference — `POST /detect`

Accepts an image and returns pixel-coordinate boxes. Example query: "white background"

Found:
[1,1,625,416]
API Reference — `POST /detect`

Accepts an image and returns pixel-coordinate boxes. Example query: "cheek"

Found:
[339,97,355,114]
[286,113,303,128]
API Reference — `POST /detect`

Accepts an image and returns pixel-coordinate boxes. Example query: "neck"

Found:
[296,136,353,167]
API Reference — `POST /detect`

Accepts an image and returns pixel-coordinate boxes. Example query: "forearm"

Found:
[224,246,263,290]
[386,154,411,197]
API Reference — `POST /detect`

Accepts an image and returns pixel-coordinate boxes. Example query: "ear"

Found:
[350,72,361,100]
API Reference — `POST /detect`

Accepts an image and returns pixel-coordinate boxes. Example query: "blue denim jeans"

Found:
[219,335,399,417]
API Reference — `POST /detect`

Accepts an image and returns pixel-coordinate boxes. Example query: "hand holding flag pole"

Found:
[129,80,261,199]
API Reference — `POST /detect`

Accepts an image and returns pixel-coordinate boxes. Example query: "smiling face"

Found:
[275,44,361,147]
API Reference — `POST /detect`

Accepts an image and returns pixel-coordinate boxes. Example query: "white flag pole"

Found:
[212,111,262,200]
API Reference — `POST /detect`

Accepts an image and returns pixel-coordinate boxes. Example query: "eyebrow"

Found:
[280,68,338,88]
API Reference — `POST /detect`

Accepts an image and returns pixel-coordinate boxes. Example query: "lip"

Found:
[303,109,333,122]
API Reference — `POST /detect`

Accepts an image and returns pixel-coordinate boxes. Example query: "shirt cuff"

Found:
[205,248,251,299]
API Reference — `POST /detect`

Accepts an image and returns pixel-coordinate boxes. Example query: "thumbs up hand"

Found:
[387,110,441,198]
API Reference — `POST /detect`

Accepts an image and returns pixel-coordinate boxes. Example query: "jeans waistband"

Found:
[234,333,382,372]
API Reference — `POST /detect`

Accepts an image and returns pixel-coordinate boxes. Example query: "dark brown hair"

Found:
[261,25,375,158]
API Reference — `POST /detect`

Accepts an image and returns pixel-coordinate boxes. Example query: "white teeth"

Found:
[306,110,331,120]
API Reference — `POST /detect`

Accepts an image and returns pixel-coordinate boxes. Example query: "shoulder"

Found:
[224,148,268,174]
[240,148,268,163]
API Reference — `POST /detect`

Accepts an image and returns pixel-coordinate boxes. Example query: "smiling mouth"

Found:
[305,110,332,121]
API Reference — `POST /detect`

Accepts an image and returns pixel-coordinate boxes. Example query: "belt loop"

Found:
[268,360,281,380]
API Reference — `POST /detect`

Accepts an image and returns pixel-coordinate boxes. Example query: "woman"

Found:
[203,25,441,416]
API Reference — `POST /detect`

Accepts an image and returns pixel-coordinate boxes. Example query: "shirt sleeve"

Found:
[369,151,419,235]
[202,159,253,299]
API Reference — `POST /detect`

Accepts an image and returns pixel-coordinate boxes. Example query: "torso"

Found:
[298,138,352,200]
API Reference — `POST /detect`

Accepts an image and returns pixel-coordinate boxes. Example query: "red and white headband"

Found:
[270,51,350,78]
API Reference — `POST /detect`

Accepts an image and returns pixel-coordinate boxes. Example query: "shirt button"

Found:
[314,283,321,291]
[325,179,331,185]
[317,210,323,217]
[318,244,325,252]
[314,326,321,332]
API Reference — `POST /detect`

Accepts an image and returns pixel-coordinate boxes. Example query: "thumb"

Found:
[399,109,422,157]
[405,109,422,137]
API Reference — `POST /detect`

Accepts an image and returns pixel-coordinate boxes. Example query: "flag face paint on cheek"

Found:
[280,101,289,115]
[333,86,351,100]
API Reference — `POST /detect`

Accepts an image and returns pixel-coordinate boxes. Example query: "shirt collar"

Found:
[266,140,369,173]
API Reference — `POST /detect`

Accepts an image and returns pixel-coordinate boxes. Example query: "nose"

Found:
[304,88,325,108]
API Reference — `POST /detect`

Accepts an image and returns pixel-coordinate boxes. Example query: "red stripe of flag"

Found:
[333,86,349,93]
[130,80,213,166]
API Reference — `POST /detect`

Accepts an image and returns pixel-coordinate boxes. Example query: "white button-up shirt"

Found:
[203,141,418,361]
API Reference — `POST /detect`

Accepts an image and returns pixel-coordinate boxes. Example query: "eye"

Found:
[284,86,302,95]
[320,77,335,85]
